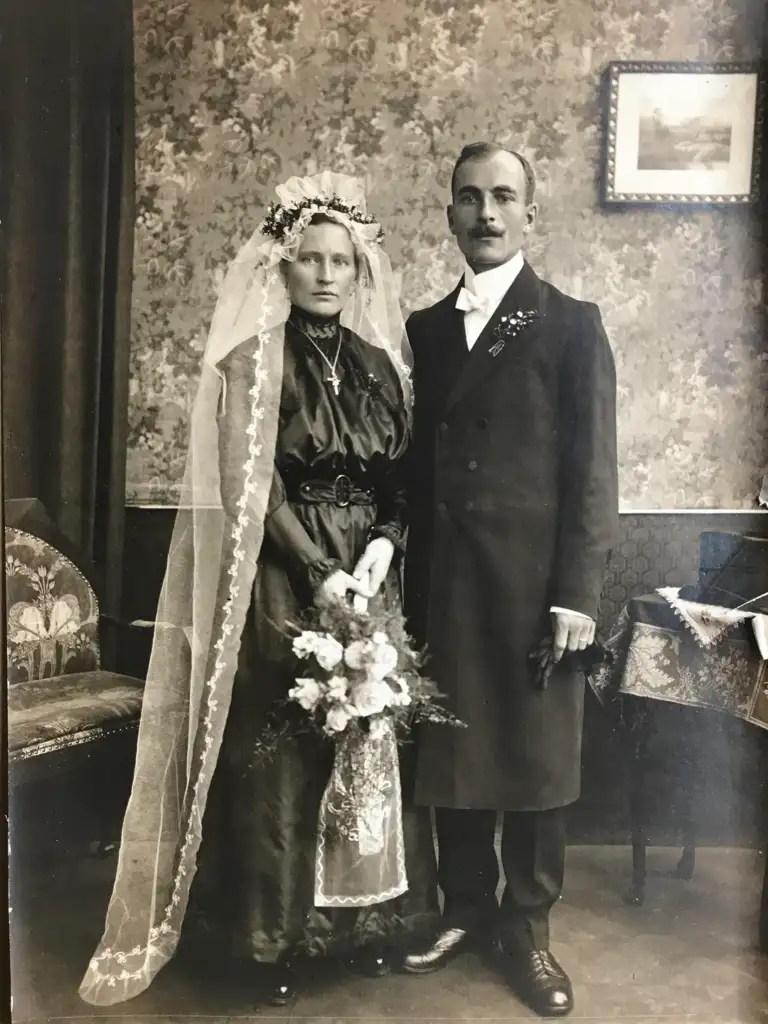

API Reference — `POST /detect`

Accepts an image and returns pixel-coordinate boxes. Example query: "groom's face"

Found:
[447,151,536,271]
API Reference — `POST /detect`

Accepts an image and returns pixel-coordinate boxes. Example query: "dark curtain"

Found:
[0,0,135,616]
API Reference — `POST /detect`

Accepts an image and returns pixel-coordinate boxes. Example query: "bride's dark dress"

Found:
[189,310,438,965]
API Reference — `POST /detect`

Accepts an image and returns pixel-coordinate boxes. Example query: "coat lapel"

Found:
[427,283,470,410]
[444,261,544,414]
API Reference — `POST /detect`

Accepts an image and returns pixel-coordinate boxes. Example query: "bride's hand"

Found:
[353,537,395,599]
[317,569,372,606]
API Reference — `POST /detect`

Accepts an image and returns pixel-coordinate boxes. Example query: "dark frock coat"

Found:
[404,262,619,812]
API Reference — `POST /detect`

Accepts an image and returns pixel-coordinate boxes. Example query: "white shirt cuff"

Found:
[550,606,594,621]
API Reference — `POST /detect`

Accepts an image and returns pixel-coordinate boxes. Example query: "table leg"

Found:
[674,822,696,880]
[760,846,768,953]
[672,711,698,881]
[626,697,653,906]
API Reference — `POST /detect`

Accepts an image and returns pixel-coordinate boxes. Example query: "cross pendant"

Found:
[328,372,341,395]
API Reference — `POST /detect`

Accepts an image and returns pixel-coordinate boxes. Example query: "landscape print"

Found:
[637,99,732,171]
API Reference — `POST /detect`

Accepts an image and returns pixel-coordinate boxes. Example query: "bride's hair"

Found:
[282,212,365,284]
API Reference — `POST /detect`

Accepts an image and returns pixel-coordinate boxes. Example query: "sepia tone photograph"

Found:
[2,2,768,1024]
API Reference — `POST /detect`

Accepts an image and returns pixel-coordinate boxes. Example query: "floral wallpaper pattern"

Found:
[127,0,766,508]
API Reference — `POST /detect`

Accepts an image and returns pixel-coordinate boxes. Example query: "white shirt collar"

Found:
[463,250,524,303]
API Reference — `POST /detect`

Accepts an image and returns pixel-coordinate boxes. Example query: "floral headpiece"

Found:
[261,194,384,245]
[255,172,385,263]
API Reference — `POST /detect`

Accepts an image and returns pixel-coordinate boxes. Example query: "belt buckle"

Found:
[334,474,352,507]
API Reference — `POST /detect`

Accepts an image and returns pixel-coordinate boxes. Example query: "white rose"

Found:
[292,631,321,659]
[349,680,392,716]
[325,706,351,733]
[368,642,398,681]
[344,639,372,670]
[372,631,389,645]
[327,675,349,700]
[289,678,322,711]
[314,634,344,671]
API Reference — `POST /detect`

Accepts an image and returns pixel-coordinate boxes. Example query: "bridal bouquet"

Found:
[288,598,458,738]
[256,598,462,910]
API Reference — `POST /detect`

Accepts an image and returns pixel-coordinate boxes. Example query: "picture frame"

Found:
[602,61,764,206]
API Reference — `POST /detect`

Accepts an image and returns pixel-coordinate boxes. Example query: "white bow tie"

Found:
[456,286,495,316]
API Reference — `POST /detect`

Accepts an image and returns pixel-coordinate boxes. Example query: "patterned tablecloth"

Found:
[591,593,768,731]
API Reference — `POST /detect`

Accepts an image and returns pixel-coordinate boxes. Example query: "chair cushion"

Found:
[5,528,100,683]
[9,671,144,761]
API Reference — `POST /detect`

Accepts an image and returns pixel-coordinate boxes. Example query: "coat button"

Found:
[437,501,447,514]
[465,500,474,511]
[468,459,478,471]
[478,417,489,429]
[439,422,449,434]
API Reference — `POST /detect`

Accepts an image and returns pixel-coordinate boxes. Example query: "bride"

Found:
[78,172,438,1009]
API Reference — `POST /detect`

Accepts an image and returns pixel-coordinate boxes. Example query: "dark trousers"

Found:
[435,807,566,952]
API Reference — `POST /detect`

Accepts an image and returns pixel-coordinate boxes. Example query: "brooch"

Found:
[358,370,383,397]
[488,309,539,357]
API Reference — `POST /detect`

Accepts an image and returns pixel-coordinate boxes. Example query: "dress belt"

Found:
[285,474,376,508]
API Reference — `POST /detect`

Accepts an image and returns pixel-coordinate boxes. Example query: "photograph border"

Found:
[602,60,765,207]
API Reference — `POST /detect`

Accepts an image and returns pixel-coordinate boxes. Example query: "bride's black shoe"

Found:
[349,945,392,978]
[263,956,299,1006]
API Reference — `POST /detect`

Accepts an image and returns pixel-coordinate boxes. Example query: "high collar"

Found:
[462,251,525,303]
[288,305,341,341]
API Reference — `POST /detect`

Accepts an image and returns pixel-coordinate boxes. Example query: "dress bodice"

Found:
[276,321,409,488]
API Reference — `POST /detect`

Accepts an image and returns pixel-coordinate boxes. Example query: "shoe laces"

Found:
[529,950,563,982]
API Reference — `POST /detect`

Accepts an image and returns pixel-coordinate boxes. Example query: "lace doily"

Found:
[658,587,768,658]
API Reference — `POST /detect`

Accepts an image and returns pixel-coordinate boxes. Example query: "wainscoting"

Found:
[121,508,768,848]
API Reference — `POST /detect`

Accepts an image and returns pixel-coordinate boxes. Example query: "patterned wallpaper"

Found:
[126,0,767,508]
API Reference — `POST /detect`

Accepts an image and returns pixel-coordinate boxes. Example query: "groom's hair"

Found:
[451,143,536,205]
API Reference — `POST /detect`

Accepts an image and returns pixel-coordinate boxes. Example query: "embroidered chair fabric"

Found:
[6,527,145,773]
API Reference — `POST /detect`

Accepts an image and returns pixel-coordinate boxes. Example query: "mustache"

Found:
[470,226,504,238]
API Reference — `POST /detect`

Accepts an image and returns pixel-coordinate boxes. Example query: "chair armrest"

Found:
[100,614,154,631]
[98,616,154,677]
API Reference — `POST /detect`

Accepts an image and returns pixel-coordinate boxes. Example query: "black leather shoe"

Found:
[502,949,573,1017]
[263,959,299,1006]
[401,927,477,974]
[349,946,392,978]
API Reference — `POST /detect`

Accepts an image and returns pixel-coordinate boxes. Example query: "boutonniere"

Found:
[488,309,539,357]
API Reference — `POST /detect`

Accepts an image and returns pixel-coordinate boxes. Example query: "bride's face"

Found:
[284,220,357,318]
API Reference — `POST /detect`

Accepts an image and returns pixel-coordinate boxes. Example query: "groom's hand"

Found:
[353,537,395,598]
[551,609,596,663]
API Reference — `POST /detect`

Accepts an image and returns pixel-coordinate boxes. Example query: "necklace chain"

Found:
[289,318,343,395]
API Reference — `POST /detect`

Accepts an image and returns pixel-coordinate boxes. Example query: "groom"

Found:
[402,143,618,1017]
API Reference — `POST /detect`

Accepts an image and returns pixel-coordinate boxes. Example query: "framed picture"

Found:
[603,61,764,206]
